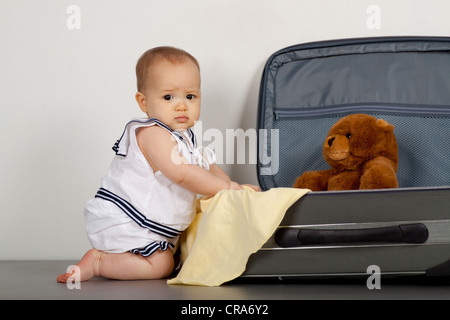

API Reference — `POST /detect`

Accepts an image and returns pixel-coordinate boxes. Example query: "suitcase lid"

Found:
[256,36,450,190]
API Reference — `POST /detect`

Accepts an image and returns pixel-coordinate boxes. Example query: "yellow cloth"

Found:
[167,187,310,286]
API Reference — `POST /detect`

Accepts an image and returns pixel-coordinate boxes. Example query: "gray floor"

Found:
[2,260,450,300]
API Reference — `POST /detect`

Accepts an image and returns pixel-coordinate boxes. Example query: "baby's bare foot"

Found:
[57,249,101,283]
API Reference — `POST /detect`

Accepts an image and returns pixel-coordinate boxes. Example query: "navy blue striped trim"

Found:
[113,118,179,155]
[112,117,194,156]
[187,128,196,149]
[94,188,181,238]
[130,241,174,257]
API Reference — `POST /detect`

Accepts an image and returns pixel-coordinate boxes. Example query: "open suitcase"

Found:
[241,36,450,279]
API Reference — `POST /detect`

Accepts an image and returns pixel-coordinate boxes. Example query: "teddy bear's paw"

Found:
[292,171,327,191]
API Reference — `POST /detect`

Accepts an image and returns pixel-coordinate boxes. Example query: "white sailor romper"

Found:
[84,118,215,257]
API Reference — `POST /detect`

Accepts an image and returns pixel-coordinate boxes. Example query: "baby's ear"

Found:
[376,118,394,131]
[135,92,148,114]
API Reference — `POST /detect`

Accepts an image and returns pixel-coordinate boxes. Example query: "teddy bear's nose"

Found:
[327,137,335,147]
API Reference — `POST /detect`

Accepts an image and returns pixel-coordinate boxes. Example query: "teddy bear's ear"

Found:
[376,118,394,131]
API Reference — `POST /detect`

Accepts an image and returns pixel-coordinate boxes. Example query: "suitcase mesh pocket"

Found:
[272,112,450,189]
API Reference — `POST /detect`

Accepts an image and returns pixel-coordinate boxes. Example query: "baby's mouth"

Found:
[175,116,189,123]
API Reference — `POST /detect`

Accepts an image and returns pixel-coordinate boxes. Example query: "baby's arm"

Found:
[209,164,260,192]
[209,164,231,182]
[137,126,241,196]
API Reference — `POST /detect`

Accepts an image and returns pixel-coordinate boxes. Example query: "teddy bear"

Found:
[292,114,398,191]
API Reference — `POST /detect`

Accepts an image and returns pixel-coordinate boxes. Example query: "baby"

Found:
[57,47,260,282]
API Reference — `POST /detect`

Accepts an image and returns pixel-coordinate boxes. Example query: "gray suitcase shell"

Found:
[243,37,450,278]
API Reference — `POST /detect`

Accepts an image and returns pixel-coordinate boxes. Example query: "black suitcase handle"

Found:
[275,223,429,248]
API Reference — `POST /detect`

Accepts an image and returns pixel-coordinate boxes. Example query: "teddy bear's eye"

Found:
[346,133,351,139]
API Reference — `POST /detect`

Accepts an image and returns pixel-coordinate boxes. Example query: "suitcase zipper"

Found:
[274,104,450,120]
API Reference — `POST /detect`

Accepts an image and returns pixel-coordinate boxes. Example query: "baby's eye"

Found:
[186,94,195,100]
[346,133,351,139]
[163,95,173,101]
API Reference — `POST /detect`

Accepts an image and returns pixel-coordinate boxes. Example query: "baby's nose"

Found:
[176,102,187,111]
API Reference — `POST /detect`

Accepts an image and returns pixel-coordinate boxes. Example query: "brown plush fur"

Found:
[293,114,399,191]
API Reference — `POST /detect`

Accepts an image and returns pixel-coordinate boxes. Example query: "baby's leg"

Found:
[99,249,174,280]
[56,249,98,282]
[57,248,174,282]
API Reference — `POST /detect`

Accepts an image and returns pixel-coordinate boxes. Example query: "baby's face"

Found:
[143,59,201,131]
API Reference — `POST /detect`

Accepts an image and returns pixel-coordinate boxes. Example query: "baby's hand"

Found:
[228,181,244,190]
[227,182,261,192]
[241,184,261,192]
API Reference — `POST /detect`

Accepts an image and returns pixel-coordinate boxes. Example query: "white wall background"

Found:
[1,0,449,259]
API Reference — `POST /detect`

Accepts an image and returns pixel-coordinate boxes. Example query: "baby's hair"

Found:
[136,46,200,92]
